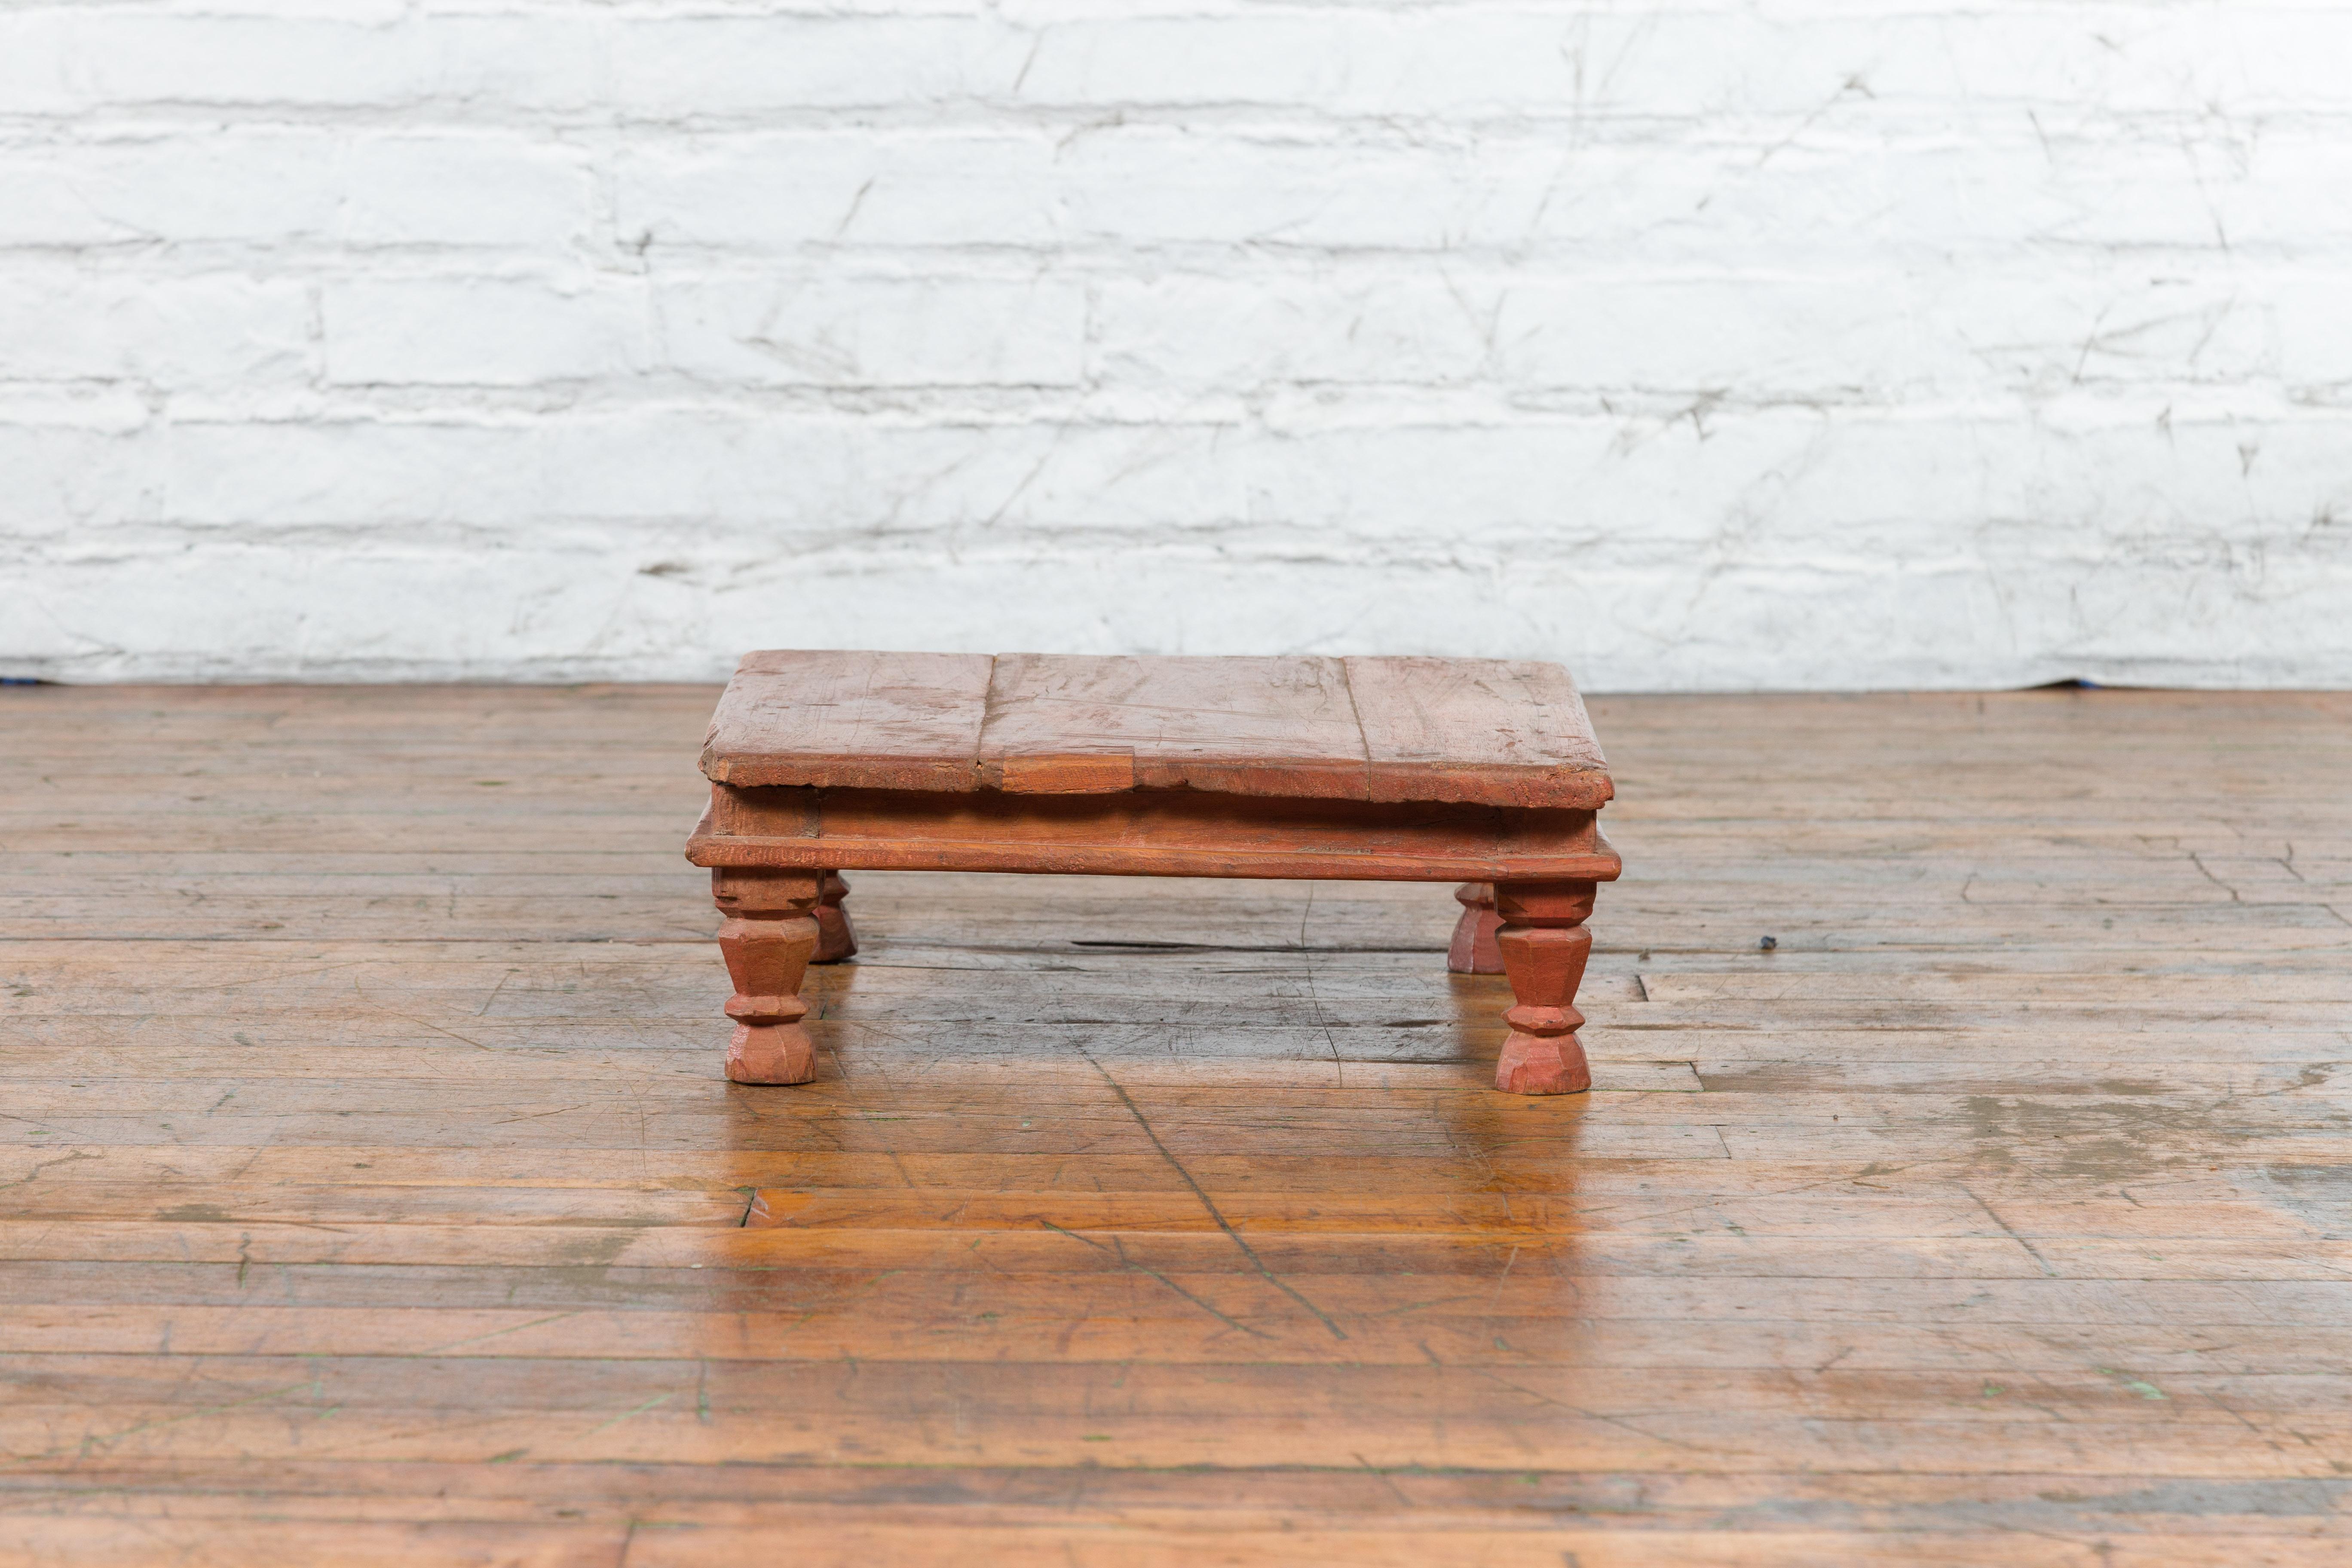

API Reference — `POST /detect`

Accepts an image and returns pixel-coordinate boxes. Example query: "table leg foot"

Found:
[727,1023,816,1085]
[1447,882,1504,974]
[712,868,822,1087]
[1495,1030,1591,1095]
[1493,880,1597,1096]
[813,870,858,964]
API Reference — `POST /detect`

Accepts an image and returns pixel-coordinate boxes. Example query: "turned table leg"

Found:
[1447,882,1504,974]
[1492,879,1597,1095]
[711,867,822,1085]
[813,870,858,963]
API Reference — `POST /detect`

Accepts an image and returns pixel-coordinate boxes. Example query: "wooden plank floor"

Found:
[3,684,2350,1566]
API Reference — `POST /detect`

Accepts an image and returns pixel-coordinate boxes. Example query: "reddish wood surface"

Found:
[690,652,1618,1094]
[1492,881,1598,1094]
[689,789,1620,884]
[1345,656,1609,805]
[712,868,822,1084]
[698,651,1612,810]
[701,650,993,792]
[977,653,1366,797]
[813,871,857,963]
[1447,882,1505,974]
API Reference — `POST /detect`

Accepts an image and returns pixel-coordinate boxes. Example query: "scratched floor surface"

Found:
[3,684,2350,1566]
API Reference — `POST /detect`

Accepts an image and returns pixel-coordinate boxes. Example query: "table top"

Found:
[701,651,1612,810]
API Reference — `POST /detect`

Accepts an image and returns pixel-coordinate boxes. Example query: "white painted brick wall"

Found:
[4,0,2349,689]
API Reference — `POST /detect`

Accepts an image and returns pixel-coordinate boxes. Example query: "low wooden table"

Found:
[683,651,1621,1093]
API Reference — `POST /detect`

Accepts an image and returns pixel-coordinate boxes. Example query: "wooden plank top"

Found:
[700,650,995,793]
[703,651,1612,809]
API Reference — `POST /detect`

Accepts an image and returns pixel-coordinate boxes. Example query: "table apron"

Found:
[685,785,1620,883]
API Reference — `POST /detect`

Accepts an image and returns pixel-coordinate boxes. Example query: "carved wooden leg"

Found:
[1447,882,1504,974]
[1492,880,1597,1095]
[711,867,821,1085]
[812,871,858,964]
